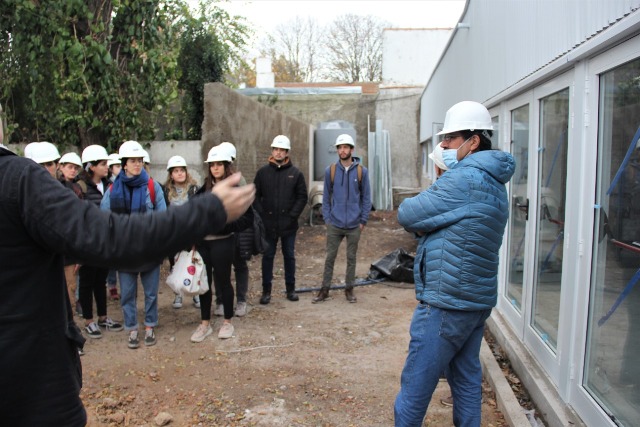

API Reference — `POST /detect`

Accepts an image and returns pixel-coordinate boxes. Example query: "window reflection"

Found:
[586,57,640,424]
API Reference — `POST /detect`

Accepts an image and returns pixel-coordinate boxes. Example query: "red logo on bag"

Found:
[187,265,196,275]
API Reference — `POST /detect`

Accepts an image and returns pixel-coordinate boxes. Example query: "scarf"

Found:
[110,169,149,214]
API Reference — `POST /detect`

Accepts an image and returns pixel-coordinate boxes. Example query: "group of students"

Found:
[23,139,253,350]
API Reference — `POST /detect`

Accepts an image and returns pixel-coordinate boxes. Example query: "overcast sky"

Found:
[218,0,466,34]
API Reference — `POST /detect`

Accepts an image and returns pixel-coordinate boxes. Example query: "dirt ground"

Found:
[80,210,507,426]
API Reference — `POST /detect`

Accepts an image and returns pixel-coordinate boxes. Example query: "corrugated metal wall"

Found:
[420,0,640,141]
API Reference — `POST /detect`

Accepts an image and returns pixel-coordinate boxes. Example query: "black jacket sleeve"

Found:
[289,170,308,219]
[9,158,229,270]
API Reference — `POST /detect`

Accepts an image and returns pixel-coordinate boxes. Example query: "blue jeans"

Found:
[394,303,491,427]
[106,269,117,286]
[261,232,297,292]
[118,266,160,331]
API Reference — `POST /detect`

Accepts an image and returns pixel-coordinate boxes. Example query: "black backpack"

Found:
[238,207,269,260]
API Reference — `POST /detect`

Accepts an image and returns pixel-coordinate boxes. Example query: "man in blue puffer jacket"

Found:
[394,101,516,427]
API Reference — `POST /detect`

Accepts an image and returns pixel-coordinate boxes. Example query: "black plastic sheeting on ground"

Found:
[367,248,415,283]
[294,248,415,294]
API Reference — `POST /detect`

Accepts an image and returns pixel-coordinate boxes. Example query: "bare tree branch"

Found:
[324,14,388,82]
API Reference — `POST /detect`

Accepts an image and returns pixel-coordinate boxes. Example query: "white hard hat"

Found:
[205,145,233,163]
[59,152,82,167]
[428,142,447,171]
[118,140,145,159]
[271,135,291,150]
[107,153,121,167]
[436,101,493,135]
[335,134,355,147]
[142,150,150,164]
[81,144,109,164]
[218,142,237,161]
[32,141,61,164]
[24,142,40,160]
[167,155,188,170]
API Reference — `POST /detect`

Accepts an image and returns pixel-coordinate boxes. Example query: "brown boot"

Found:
[312,287,330,304]
[345,287,357,303]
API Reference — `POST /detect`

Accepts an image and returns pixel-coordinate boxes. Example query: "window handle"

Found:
[515,197,529,220]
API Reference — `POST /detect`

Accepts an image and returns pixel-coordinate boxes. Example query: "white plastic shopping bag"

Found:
[166,249,208,296]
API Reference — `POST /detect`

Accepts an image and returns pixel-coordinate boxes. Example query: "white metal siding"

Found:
[419,0,640,141]
[382,29,453,86]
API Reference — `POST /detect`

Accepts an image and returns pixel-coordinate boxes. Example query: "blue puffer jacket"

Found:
[398,150,516,310]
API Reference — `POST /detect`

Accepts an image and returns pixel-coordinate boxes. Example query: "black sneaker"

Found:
[85,322,102,339]
[128,330,139,349]
[144,328,156,346]
[98,317,124,332]
[286,291,299,302]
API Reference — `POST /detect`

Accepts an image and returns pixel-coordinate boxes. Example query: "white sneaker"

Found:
[218,322,234,339]
[172,295,183,309]
[235,302,247,317]
[190,324,213,343]
[193,296,201,309]
[214,304,224,316]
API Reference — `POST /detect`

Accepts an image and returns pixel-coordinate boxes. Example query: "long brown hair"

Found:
[163,167,198,201]
[203,161,235,191]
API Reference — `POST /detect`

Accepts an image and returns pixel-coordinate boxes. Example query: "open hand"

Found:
[211,173,255,223]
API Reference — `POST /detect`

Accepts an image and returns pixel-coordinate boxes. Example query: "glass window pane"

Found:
[585,57,640,423]
[506,105,530,311]
[532,88,569,351]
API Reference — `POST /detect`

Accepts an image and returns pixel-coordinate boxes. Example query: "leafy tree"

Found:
[0,0,187,149]
[177,2,250,139]
[324,14,389,82]
[0,0,250,148]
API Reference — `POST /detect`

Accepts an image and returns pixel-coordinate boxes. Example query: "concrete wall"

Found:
[201,82,312,185]
[375,87,423,189]
[243,89,422,190]
[382,28,453,86]
[145,140,204,185]
[245,92,375,164]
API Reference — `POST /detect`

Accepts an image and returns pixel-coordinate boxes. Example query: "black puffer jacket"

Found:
[195,184,253,236]
[0,148,229,426]
[78,175,109,206]
[253,157,308,238]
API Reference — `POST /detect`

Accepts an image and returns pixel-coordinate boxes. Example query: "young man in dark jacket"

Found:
[0,112,255,426]
[253,135,308,304]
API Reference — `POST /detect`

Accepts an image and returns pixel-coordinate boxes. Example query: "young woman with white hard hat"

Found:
[105,152,122,300]
[190,145,253,342]
[100,140,167,349]
[162,155,201,310]
[30,141,61,178]
[57,152,85,325]
[77,144,124,344]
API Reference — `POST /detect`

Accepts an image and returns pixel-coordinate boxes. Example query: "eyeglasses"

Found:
[442,134,463,142]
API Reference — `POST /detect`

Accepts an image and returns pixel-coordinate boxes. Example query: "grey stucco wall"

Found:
[201,83,312,185]
[244,88,421,190]
[375,88,422,189]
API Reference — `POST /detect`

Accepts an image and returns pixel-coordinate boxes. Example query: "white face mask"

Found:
[442,137,471,169]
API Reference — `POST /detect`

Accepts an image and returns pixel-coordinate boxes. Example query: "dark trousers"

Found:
[198,237,235,320]
[261,232,297,292]
[232,238,249,302]
[79,265,108,320]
